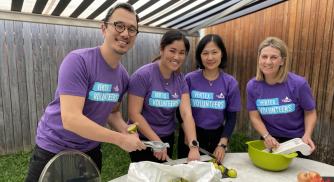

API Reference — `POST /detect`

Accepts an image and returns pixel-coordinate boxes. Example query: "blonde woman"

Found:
[246,37,317,156]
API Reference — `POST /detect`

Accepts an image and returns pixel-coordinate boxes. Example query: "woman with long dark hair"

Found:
[128,30,200,162]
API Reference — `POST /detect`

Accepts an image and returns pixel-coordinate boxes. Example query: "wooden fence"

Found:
[205,0,334,165]
[0,19,196,154]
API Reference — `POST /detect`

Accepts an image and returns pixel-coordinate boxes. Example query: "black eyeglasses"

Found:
[105,21,138,37]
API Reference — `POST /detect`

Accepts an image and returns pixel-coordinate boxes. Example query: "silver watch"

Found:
[189,140,199,148]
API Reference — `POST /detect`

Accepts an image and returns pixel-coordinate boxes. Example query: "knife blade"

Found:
[164,155,212,165]
[199,147,216,159]
[199,147,224,166]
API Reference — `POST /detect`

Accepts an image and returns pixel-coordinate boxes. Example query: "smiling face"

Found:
[160,40,187,72]
[102,8,137,55]
[258,46,284,79]
[200,41,222,71]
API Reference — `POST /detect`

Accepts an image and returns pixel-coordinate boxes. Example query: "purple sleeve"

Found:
[58,53,88,97]
[128,72,149,97]
[246,80,257,111]
[298,82,316,110]
[185,74,192,92]
[119,67,129,102]
[227,80,241,112]
[180,74,189,94]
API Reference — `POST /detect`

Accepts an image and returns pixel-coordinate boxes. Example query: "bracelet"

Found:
[262,133,270,139]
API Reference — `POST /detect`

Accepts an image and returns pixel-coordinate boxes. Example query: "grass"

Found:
[0,132,250,182]
[0,150,32,182]
[0,144,130,182]
[229,132,251,152]
[100,144,131,181]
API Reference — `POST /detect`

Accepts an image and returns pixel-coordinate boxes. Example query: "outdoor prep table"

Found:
[109,152,334,182]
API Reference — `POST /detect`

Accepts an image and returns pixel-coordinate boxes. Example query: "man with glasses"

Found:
[25,3,146,182]
[105,21,138,37]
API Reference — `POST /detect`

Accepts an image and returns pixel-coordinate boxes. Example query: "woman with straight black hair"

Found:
[178,34,241,163]
[128,30,200,162]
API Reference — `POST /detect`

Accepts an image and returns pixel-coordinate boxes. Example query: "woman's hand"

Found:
[153,148,169,161]
[187,147,200,162]
[302,135,316,152]
[213,146,226,163]
[264,135,279,150]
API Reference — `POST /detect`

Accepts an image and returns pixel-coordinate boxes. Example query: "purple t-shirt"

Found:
[186,70,241,129]
[36,47,129,153]
[128,62,188,137]
[246,72,315,138]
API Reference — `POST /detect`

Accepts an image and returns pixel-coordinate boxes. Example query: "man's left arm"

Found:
[107,103,128,134]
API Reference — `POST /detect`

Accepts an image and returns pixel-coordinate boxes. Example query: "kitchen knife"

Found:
[199,147,216,160]
[164,155,212,166]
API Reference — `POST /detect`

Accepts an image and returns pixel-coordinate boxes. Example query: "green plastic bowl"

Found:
[246,140,298,171]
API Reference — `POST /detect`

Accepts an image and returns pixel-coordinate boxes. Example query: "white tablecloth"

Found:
[109,153,334,182]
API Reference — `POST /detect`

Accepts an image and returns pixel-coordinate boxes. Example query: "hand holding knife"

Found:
[198,147,231,178]
[198,147,220,163]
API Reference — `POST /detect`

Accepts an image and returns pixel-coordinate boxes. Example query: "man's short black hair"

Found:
[103,3,139,27]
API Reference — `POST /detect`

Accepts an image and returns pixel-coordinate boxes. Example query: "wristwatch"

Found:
[218,143,227,150]
[189,140,199,148]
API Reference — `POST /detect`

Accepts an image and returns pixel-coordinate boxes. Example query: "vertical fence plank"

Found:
[274,3,285,38]
[2,21,15,153]
[281,2,289,42]
[63,26,71,55]
[0,20,6,153]
[297,0,311,77]
[240,15,250,133]
[291,0,303,73]
[14,21,31,151]
[55,25,65,69]
[303,0,318,82]
[40,24,51,108]
[32,23,45,130]
[23,22,38,146]
[48,24,57,96]
[287,0,297,71]
[7,20,24,152]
